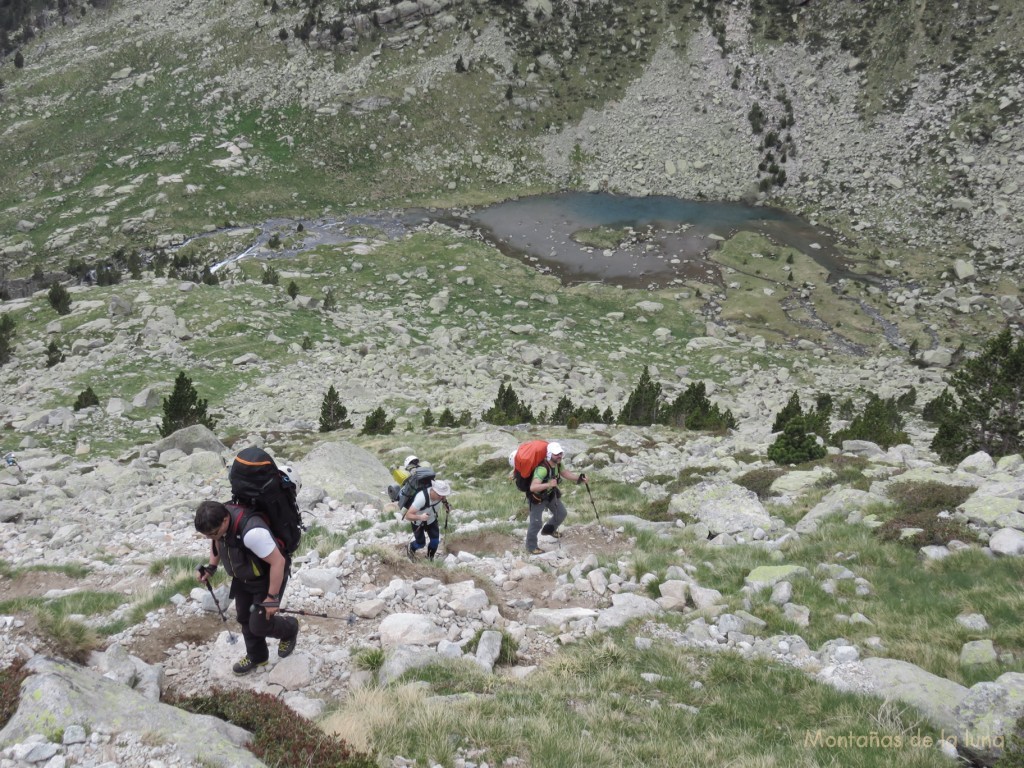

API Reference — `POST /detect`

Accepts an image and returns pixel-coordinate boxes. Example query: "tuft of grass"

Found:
[463,629,519,667]
[325,631,948,767]
[305,525,349,557]
[352,647,386,674]
[36,613,99,663]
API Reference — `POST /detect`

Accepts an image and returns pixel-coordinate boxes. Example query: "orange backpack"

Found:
[512,440,549,492]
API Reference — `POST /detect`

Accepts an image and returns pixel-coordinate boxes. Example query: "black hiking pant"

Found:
[409,520,440,559]
[230,574,296,663]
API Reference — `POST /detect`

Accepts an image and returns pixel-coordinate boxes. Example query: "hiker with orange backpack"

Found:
[513,441,587,555]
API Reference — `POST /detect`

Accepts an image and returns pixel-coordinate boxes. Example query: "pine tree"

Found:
[287,280,299,299]
[550,395,576,425]
[262,264,279,285]
[45,339,64,368]
[767,417,826,465]
[48,282,72,315]
[832,394,907,450]
[482,382,534,425]
[660,381,736,432]
[73,386,99,411]
[772,392,803,432]
[422,408,435,428]
[160,371,217,437]
[0,315,15,366]
[361,406,396,435]
[322,289,336,311]
[928,327,1024,463]
[319,385,352,432]
[437,407,458,428]
[618,366,661,425]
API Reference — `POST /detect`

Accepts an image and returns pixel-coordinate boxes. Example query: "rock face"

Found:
[0,657,261,768]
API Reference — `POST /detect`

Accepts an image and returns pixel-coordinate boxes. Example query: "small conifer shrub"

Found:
[45,339,64,368]
[160,372,217,437]
[482,382,534,425]
[73,386,100,411]
[0,316,15,366]
[361,406,395,435]
[48,282,72,315]
[319,386,352,432]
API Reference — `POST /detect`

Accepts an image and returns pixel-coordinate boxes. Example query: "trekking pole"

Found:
[584,481,600,524]
[442,499,451,557]
[197,565,237,644]
[279,608,351,620]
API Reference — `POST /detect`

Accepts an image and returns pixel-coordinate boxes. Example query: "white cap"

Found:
[431,479,452,498]
[404,455,419,469]
[547,441,564,458]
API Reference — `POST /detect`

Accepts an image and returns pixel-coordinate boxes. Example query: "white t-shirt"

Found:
[242,525,277,559]
[409,490,443,525]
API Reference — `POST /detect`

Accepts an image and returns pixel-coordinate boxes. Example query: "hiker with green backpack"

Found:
[512,441,588,555]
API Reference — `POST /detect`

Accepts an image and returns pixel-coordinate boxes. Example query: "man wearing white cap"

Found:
[526,442,587,554]
[405,478,452,561]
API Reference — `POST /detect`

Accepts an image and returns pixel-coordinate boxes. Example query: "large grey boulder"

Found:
[796,488,888,534]
[300,440,394,505]
[0,657,260,768]
[140,424,227,458]
[821,657,967,731]
[668,481,772,535]
[954,672,1024,765]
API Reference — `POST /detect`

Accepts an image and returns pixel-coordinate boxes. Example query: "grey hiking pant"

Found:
[526,493,567,551]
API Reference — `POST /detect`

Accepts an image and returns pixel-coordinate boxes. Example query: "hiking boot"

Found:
[528,547,544,555]
[232,655,268,676]
[278,618,299,658]
[406,543,416,561]
[541,523,555,535]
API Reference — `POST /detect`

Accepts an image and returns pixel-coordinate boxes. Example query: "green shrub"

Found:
[482,382,534,425]
[928,328,1024,463]
[361,406,395,435]
[437,407,458,428]
[0,660,28,729]
[876,481,976,548]
[262,264,279,285]
[48,282,72,315]
[320,385,352,432]
[619,366,661,425]
[160,371,217,437]
[171,689,375,768]
[73,386,99,411]
[832,394,907,449]
[0,315,15,366]
[735,467,786,500]
[287,280,299,299]
[885,481,973,515]
[767,417,826,465]
[45,339,64,368]
[660,381,736,431]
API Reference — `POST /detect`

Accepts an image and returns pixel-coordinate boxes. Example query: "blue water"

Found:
[461,192,849,288]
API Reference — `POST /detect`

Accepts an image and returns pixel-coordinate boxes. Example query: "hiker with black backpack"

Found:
[403,479,452,561]
[193,447,304,676]
[520,441,587,555]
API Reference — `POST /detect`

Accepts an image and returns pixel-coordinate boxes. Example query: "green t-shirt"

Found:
[532,461,560,485]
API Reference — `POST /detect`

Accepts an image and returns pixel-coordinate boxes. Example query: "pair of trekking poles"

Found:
[196,565,351,644]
